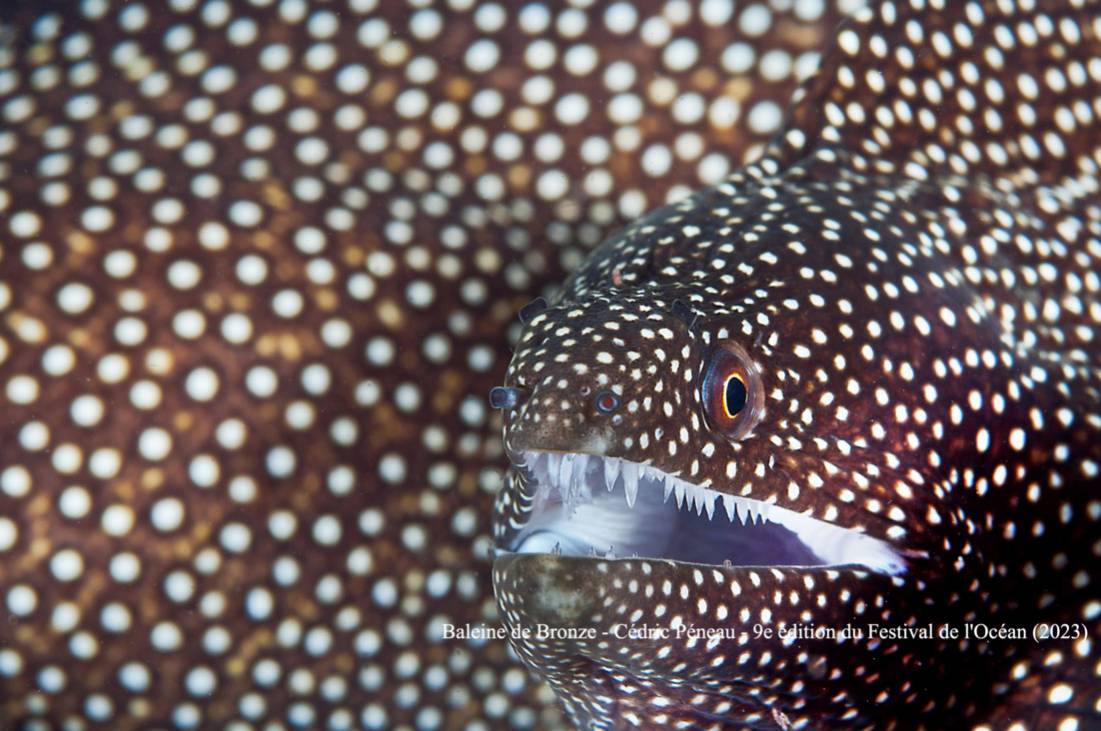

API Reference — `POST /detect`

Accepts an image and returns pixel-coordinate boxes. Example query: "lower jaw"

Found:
[492,552,919,731]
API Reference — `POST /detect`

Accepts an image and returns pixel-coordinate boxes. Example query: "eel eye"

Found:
[701,342,762,439]
[722,373,747,418]
[594,391,620,413]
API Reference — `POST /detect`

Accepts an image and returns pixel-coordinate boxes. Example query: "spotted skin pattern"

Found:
[495,1,1101,729]
[0,1,853,729]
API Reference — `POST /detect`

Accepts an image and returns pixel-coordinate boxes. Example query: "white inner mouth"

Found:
[510,451,906,576]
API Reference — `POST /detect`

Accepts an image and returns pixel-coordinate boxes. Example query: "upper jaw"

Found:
[504,449,908,576]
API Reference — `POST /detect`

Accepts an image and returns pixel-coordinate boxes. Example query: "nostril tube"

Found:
[489,386,522,409]
[518,297,548,324]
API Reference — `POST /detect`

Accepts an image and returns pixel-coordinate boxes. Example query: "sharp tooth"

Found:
[573,453,589,482]
[622,461,639,508]
[558,453,574,484]
[603,458,621,492]
[572,454,590,502]
[558,454,575,501]
[722,494,737,521]
[742,504,758,525]
[758,503,771,524]
[546,453,562,491]
[662,475,674,503]
[703,493,716,520]
[539,457,553,491]
[733,504,746,525]
[673,480,686,508]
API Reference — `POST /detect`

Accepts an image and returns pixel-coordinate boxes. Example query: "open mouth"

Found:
[507,451,907,576]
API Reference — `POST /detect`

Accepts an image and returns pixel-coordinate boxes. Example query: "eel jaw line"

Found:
[509,450,907,577]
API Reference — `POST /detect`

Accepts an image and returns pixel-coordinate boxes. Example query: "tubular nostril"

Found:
[518,297,548,324]
[489,386,522,409]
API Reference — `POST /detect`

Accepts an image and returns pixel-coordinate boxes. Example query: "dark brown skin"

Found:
[0,1,841,728]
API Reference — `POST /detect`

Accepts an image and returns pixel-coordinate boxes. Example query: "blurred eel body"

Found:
[494,1,1101,729]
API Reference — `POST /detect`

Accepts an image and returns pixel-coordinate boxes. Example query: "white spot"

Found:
[109,553,142,584]
[266,446,297,478]
[185,367,220,401]
[246,588,274,620]
[42,345,76,376]
[220,522,252,553]
[748,100,782,134]
[272,289,304,318]
[0,518,16,552]
[58,486,91,519]
[555,94,589,125]
[186,666,217,697]
[151,621,183,650]
[57,282,94,314]
[536,170,569,200]
[138,427,172,461]
[101,505,135,536]
[7,584,37,616]
[50,549,84,582]
[663,38,699,72]
[246,366,278,397]
[312,515,342,546]
[410,9,442,39]
[976,428,991,453]
[1048,683,1073,704]
[151,498,186,532]
[604,3,636,33]
[738,4,772,36]
[228,200,263,227]
[464,39,499,73]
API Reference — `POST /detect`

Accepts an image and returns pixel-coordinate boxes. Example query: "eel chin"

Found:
[507,450,906,576]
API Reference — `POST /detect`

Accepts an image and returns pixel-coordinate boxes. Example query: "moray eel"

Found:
[493,1,1101,729]
[0,1,851,729]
